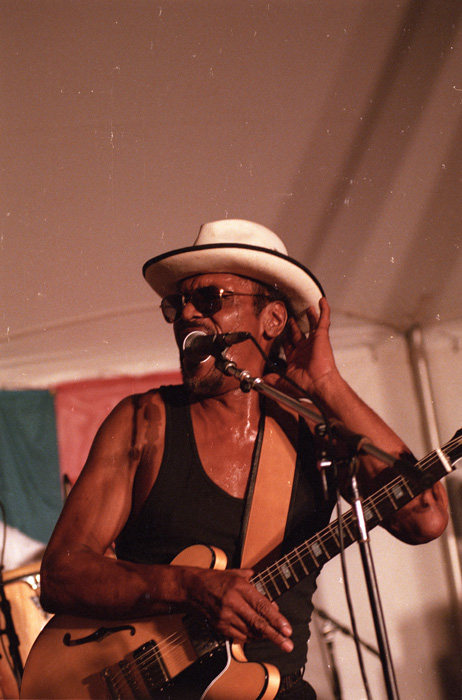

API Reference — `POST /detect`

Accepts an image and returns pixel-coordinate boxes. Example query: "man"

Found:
[38,220,448,699]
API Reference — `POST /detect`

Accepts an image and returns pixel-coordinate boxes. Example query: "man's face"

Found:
[170,273,269,397]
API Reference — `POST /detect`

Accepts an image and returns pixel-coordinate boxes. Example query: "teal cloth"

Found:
[0,390,62,543]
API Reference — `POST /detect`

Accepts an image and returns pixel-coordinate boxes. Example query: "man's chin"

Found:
[181,365,225,398]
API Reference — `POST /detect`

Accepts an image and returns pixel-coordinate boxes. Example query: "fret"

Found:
[324,529,341,559]
[310,540,323,562]
[294,547,311,573]
[384,483,398,508]
[281,549,308,585]
[287,542,311,581]
[286,559,300,583]
[399,479,414,499]
[361,503,376,526]
[338,514,356,544]
[266,572,282,597]
[246,433,461,612]
[317,533,332,560]
[329,524,340,548]
[264,551,303,596]
[390,480,411,503]
[365,498,382,522]
[262,576,280,602]
[254,577,270,598]
[277,560,293,589]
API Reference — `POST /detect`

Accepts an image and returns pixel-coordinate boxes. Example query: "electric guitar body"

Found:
[20,545,280,700]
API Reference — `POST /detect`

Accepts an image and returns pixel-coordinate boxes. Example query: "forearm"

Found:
[40,547,294,652]
[312,372,449,543]
[40,548,192,620]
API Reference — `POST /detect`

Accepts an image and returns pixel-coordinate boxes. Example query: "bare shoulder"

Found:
[127,388,169,510]
[64,387,175,511]
[127,387,168,460]
[93,388,167,448]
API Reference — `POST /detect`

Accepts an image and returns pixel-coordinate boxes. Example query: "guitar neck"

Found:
[251,433,462,603]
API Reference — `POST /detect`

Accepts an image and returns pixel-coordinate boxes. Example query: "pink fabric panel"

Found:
[54,372,180,488]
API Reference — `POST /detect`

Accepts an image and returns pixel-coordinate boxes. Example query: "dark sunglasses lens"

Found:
[161,295,182,323]
[161,287,224,322]
[193,287,223,315]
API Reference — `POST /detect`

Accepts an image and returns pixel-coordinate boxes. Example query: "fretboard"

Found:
[252,431,462,603]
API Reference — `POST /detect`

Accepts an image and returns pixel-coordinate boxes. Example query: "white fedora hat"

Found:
[143,219,324,333]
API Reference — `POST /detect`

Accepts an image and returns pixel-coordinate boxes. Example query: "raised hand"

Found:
[266,297,339,402]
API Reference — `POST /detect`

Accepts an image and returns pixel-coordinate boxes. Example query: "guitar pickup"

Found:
[101,639,170,699]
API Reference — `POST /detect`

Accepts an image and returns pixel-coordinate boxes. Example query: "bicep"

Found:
[45,396,143,559]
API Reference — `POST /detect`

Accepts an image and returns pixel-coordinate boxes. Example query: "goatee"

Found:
[181,365,225,399]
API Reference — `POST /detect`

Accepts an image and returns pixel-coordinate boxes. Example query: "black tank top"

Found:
[115,385,335,675]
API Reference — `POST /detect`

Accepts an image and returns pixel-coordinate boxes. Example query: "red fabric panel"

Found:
[54,372,180,488]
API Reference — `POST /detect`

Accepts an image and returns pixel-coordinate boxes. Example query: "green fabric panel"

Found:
[0,390,63,543]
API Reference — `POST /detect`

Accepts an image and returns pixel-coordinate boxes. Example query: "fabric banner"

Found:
[0,372,180,565]
[0,390,62,545]
[54,371,180,487]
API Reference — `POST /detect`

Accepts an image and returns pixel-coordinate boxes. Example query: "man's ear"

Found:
[261,300,288,339]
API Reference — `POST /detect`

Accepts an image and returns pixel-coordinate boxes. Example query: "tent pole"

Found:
[405,325,462,632]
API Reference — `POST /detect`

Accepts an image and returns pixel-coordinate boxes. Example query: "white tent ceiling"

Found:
[2,0,462,388]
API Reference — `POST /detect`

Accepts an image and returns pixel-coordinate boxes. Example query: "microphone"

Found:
[182,330,251,363]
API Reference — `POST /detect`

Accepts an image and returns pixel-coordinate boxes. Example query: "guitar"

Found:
[20,432,462,700]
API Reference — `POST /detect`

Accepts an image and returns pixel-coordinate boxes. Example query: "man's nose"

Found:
[178,297,202,321]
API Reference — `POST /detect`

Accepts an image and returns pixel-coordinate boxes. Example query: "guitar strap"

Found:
[240,404,298,569]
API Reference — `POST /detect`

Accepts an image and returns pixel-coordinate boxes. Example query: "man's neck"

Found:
[188,384,263,499]
[188,382,261,423]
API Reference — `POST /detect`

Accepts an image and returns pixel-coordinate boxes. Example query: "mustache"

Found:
[175,320,215,338]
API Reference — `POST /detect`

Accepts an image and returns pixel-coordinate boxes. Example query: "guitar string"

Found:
[105,628,195,693]
[257,435,462,594]
[255,451,442,593]
[104,611,227,695]
[103,435,462,693]
[253,435,462,596]
[108,642,189,698]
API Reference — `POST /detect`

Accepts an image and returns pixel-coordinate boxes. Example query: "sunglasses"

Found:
[160,285,270,323]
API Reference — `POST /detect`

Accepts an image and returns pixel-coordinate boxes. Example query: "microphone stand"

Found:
[215,355,428,700]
